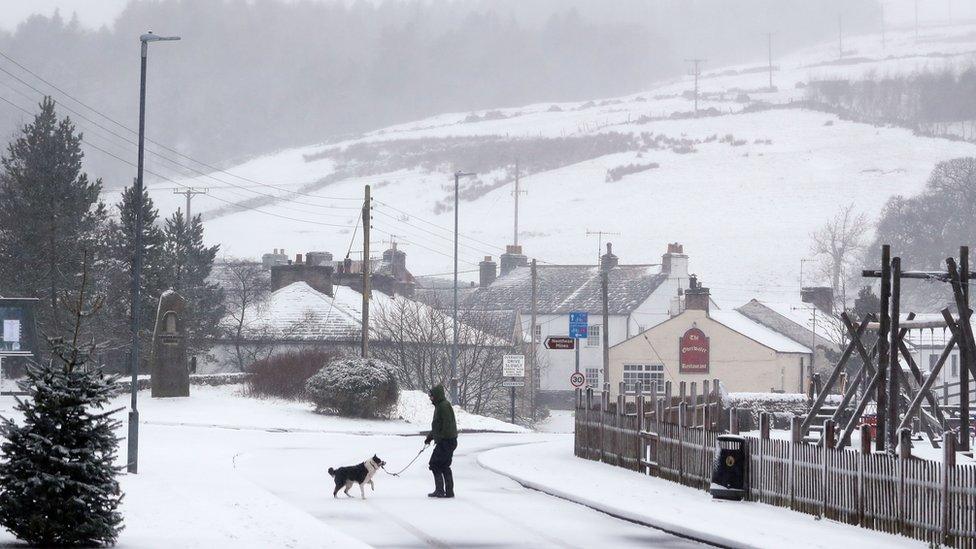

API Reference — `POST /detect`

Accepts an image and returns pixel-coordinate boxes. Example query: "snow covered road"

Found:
[235,432,705,548]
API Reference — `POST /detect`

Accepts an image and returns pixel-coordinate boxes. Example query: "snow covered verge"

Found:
[394,389,528,433]
[478,437,923,549]
[95,385,524,434]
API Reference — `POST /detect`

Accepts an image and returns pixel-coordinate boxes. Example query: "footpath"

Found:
[478,436,924,549]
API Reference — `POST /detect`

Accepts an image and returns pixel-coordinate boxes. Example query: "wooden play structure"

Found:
[800,245,976,453]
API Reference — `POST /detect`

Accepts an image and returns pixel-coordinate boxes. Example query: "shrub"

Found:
[246,348,335,399]
[305,358,399,418]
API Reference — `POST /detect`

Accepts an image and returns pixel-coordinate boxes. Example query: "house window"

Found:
[623,364,664,392]
[929,354,939,370]
[585,368,601,389]
[534,325,541,340]
[587,325,601,347]
[952,354,959,378]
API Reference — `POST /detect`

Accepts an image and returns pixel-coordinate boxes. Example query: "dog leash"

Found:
[382,444,429,477]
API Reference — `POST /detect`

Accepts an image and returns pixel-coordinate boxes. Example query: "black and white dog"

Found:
[328,455,386,499]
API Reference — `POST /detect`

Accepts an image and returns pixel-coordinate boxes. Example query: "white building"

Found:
[457,242,693,406]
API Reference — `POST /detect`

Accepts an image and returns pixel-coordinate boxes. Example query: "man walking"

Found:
[424,385,457,498]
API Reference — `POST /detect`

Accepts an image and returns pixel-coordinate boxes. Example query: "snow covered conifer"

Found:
[0,257,123,546]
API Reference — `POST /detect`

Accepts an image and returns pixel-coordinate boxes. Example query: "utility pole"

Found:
[452,170,475,405]
[880,3,886,51]
[361,184,371,359]
[685,58,706,116]
[838,14,844,59]
[530,258,538,419]
[766,33,774,90]
[601,262,611,384]
[586,229,620,263]
[173,187,207,221]
[512,160,526,246]
[915,0,920,41]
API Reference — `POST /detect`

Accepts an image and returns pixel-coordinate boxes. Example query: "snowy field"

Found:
[138,21,976,307]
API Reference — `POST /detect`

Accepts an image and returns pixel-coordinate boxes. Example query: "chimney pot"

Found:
[479,256,498,288]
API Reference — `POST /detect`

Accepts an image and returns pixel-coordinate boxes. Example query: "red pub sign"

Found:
[679,327,709,373]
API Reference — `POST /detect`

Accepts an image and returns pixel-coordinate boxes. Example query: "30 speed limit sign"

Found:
[570,372,585,388]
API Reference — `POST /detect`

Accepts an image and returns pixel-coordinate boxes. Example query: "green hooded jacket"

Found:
[428,385,458,441]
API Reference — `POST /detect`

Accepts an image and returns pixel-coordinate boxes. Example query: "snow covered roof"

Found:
[233,282,508,346]
[709,310,812,354]
[736,299,844,350]
[462,264,667,315]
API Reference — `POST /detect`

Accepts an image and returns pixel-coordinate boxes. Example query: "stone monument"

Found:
[150,290,190,397]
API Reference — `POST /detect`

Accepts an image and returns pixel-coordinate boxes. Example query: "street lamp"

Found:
[128,30,180,475]
[451,170,475,405]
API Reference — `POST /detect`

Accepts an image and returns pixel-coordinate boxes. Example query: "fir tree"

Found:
[102,182,167,370]
[162,210,224,357]
[0,254,123,546]
[0,97,106,334]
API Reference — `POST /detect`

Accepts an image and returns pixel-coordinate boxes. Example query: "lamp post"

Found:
[129,31,180,474]
[451,170,475,405]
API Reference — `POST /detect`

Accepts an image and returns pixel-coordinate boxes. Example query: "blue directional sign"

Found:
[569,311,588,339]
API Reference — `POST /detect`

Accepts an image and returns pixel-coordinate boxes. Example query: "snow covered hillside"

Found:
[149,22,976,305]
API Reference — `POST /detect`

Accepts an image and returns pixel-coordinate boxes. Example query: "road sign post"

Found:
[503,355,525,425]
[569,311,588,376]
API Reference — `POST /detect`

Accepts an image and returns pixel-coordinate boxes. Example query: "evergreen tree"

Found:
[162,210,224,357]
[0,97,106,334]
[0,255,123,546]
[102,183,167,370]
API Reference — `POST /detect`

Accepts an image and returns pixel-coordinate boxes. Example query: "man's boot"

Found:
[443,468,454,498]
[427,471,445,498]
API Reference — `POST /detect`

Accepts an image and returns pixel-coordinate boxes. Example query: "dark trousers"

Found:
[429,437,457,474]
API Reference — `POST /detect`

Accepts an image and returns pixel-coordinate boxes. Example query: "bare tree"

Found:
[370,297,513,416]
[810,203,869,310]
[216,258,271,370]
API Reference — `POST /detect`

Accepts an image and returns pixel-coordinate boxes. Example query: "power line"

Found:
[0,48,361,203]
[0,93,356,230]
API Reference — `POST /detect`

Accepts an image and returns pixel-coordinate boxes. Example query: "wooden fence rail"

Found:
[575,382,976,548]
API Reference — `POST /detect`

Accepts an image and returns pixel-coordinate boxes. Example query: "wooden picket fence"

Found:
[575,381,976,548]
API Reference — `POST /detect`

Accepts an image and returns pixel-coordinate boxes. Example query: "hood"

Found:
[429,384,446,403]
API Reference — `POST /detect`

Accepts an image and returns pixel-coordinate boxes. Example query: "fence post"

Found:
[635,381,644,473]
[678,401,687,485]
[758,412,769,502]
[729,407,739,435]
[822,419,835,519]
[617,382,627,467]
[897,428,911,535]
[789,416,802,510]
[858,423,871,526]
[702,379,711,430]
[690,382,698,427]
[664,381,673,423]
[584,388,593,460]
[600,384,609,463]
[941,431,956,546]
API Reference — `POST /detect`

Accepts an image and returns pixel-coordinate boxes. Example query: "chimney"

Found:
[295,253,303,265]
[600,242,619,271]
[306,251,333,267]
[479,256,497,288]
[382,242,407,280]
[801,286,834,315]
[685,274,710,313]
[499,244,527,276]
[661,242,688,278]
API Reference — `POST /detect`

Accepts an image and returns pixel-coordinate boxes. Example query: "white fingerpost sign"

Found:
[503,354,525,377]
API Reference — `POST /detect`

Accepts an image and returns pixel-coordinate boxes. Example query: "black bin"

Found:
[709,434,747,500]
